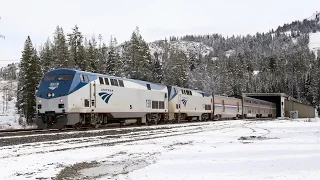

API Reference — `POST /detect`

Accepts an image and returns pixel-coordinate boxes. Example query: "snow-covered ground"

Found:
[1,118,320,179]
[309,32,320,56]
[0,80,35,130]
[0,80,22,129]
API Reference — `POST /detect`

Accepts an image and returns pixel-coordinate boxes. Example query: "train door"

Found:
[80,74,91,110]
[90,81,96,108]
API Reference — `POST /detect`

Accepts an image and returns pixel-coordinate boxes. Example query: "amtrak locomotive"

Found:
[35,68,276,129]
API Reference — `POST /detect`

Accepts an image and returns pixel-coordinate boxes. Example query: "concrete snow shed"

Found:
[242,93,315,118]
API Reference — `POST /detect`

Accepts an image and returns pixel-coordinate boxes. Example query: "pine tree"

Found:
[40,38,53,73]
[121,27,153,81]
[188,52,197,71]
[86,35,99,72]
[16,37,32,116]
[52,26,70,68]
[16,36,41,123]
[151,52,163,83]
[96,34,106,74]
[97,42,108,74]
[106,36,121,75]
[163,49,189,87]
[67,25,87,70]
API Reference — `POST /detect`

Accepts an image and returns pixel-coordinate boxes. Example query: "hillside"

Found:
[2,11,320,129]
[149,40,214,62]
[309,31,320,55]
[147,11,320,64]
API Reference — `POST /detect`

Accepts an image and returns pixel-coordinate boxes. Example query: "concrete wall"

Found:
[284,100,315,118]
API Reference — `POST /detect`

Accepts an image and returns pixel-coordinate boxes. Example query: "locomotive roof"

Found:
[45,68,212,95]
[45,68,165,86]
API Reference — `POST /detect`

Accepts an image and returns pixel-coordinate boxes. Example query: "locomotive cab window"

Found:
[80,74,89,83]
[114,79,119,86]
[118,80,124,87]
[99,77,104,84]
[104,78,110,85]
[80,74,85,82]
[174,88,177,94]
[110,79,119,86]
[110,79,114,86]
[146,84,151,90]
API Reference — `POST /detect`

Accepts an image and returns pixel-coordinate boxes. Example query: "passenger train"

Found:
[35,68,276,129]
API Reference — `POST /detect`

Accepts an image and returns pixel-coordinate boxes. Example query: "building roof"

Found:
[242,93,288,97]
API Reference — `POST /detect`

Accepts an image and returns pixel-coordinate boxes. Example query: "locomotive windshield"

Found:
[57,74,73,81]
[43,75,56,81]
[42,74,74,81]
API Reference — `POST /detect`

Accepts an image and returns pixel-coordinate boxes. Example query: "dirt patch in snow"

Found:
[238,136,279,143]
[54,161,99,180]
[76,152,159,180]
[164,140,194,150]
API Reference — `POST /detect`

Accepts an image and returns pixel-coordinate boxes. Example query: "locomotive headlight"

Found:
[59,99,63,102]
[48,93,51,97]
[52,93,55,97]
[38,100,41,103]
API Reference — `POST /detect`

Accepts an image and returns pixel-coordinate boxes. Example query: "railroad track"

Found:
[0,118,276,138]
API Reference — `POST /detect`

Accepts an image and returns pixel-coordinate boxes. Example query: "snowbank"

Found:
[309,32,320,55]
[0,80,32,129]
[2,119,320,179]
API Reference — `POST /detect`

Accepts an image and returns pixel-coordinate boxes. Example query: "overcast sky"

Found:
[0,0,319,65]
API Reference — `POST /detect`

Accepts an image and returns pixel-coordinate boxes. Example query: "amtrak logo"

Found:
[181,97,188,106]
[49,82,59,90]
[99,92,113,104]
